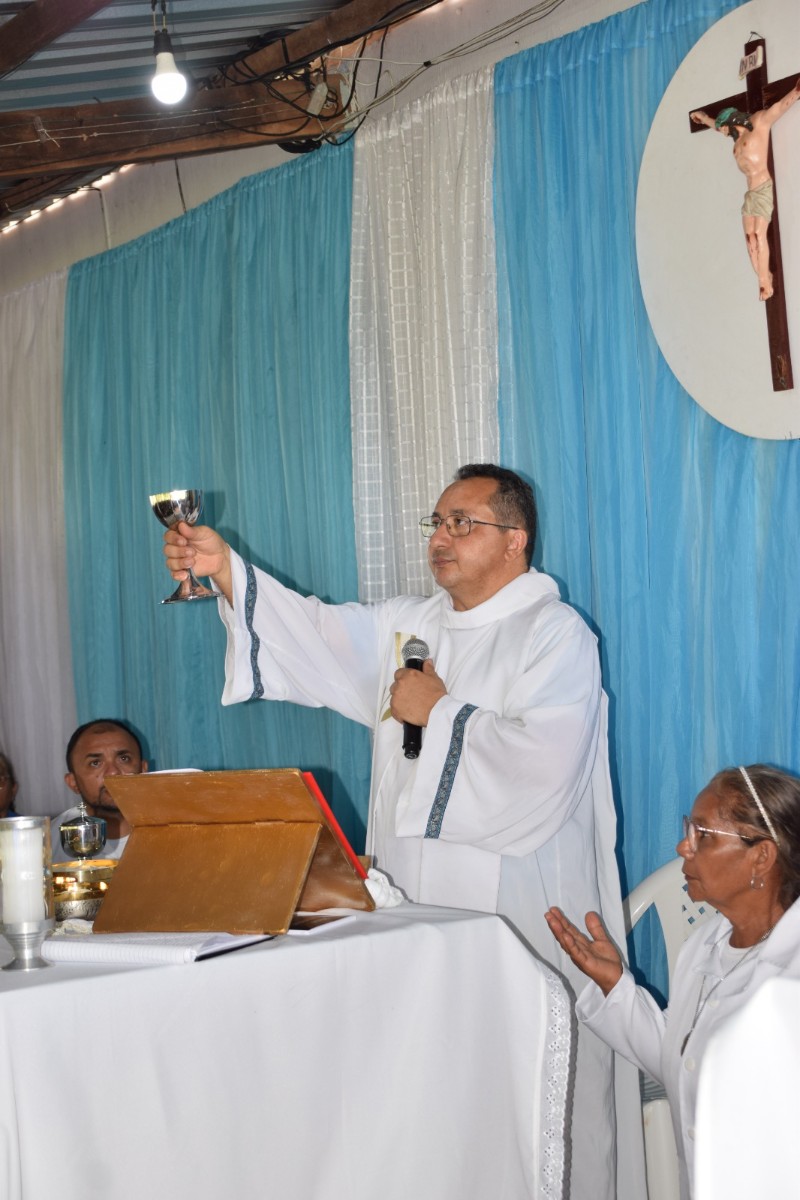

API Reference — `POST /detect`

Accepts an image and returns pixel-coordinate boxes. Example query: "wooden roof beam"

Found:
[0,0,113,81]
[0,77,346,177]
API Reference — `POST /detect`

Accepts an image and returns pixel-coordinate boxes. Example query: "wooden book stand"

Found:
[94,769,374,935]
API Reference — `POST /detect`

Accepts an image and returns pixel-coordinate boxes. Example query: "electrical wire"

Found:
[0,0,574,177]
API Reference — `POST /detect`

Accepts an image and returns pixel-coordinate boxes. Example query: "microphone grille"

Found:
[402,637,430,664]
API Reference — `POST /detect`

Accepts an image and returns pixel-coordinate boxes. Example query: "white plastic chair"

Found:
[623,858,717,1200]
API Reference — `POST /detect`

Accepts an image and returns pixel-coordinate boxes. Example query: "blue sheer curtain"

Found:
[63,144,372,848]
[494,0,800,988]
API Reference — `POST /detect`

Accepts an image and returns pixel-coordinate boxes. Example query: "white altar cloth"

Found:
[695,976,800,1200]
[0,904,569,1200]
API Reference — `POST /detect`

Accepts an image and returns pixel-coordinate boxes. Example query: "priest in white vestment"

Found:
[162,463,644,1200]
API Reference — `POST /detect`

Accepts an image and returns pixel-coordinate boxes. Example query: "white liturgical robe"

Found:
[579,896,800,1200]
[218,551,643,1200]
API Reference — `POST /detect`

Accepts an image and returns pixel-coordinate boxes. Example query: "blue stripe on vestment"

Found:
[425,704,478,838]
[244,561,264,700]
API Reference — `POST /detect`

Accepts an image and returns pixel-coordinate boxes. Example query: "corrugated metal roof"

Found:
[0,1,343,112]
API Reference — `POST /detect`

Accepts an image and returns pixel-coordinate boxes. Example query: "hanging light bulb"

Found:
[150,1,187,105]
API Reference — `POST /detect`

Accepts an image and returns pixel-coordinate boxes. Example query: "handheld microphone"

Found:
[401,637,430,759]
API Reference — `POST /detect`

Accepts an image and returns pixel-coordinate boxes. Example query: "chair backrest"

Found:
[624,858,717,988]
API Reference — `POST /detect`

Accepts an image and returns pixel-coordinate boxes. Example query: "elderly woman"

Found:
[546,764,800,1200]
[0,752,19,818]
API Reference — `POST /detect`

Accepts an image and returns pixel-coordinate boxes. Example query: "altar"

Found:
[0,904,569,1200]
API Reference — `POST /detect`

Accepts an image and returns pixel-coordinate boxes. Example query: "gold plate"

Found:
[52,859,117,884]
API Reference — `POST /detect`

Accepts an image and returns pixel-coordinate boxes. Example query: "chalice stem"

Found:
[150,489,216,604]
[163,567,215,604]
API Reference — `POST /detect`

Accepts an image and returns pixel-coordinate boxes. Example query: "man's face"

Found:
[426,476,527,611]
[65,727,146,817]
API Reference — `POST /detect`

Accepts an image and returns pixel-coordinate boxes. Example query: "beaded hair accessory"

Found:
[738,766,780,846]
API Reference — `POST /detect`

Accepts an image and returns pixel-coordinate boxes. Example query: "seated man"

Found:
[51,719,148,862]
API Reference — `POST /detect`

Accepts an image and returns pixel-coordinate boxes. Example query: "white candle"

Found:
[0,820,47,924]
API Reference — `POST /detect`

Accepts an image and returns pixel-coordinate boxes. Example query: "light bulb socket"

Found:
[153,27,175,56]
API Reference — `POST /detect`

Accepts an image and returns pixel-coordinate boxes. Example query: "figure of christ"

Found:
[691,78,800,301]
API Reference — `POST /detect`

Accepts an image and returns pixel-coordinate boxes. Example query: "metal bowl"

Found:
[52,859,117,923]
[53,896,104,921]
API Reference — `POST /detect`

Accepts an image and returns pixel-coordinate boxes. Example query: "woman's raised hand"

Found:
[545,907,624,996]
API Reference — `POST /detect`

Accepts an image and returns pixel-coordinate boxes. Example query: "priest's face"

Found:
[427,477,528,610]
[65,725,147,818]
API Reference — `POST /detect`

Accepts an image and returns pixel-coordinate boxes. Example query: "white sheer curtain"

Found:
[0,271,76,816]
[350,68,499,601]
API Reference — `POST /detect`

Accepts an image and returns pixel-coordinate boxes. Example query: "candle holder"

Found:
[0,816,55,971]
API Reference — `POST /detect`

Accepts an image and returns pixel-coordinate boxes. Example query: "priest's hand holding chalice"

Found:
[150,490,217,604]
[157,493,234,607]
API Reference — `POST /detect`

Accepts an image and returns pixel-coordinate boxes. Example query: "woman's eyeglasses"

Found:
[681,816,759,852]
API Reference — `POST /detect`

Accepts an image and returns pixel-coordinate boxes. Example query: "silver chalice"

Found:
[149,489,216,603]
[59,801,107,860]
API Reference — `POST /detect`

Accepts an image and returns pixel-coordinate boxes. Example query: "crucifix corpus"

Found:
[689,36,799,392]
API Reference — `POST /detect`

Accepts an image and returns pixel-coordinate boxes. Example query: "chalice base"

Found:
[161,574,216,604]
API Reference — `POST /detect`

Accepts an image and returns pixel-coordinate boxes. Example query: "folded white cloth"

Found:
[52,918,94,936]
[365,868,405,908]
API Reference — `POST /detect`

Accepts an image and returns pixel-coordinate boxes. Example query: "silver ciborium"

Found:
[0,816,55,971]
[149,488,216,604]
[59,801,107,861]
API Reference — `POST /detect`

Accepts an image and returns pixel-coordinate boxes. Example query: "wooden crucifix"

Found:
[689,36,800,392]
